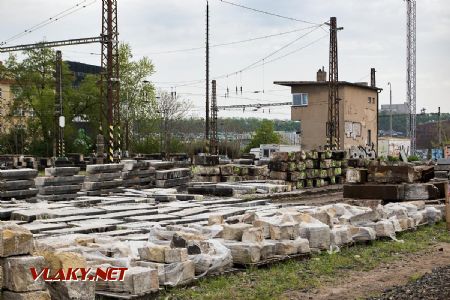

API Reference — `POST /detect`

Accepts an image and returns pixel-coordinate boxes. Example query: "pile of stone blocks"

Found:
[0,222,52,299]
[35,167,83,201]
[192,164,269,183]
[81,164,124,196]
[155,168,191,188]
[344,162,444,202]
[0,168,38,202]
[121,160,156,188]
[435,158,450,179]
[268,150,346,190]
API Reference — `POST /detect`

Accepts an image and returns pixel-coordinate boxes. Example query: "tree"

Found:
[244,120,280,152]
[119,43,156,151]
[4,48,80,156]
[157,90,191,154]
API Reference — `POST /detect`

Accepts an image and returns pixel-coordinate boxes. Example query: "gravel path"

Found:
[370,265,450,300]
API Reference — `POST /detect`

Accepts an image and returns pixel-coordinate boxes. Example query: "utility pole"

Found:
[388,82,393,137]
[210,80,218,155]
[54,50,64,158]
[406,0,417,155]
[101,0,120,163]
[205,1,210,146]
[326,17,343,149]
[438,107,442,147]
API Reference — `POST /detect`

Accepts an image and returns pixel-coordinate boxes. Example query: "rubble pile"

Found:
[268,150,346,189]
[121,160,156,189]
[344,163,445,202]
[35,167,84,201]
[0,168,39,202]
[81,164,124,196]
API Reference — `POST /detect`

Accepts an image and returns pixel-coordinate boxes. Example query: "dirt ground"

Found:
[284,242,450,300]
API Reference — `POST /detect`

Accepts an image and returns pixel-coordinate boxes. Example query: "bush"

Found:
[408,155,420,162]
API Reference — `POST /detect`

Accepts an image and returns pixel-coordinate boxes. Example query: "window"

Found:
[293,93,309,106]
[0,88,2,98]
[367,129,372,146]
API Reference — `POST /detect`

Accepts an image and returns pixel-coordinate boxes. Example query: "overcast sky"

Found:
[1,0,449,120]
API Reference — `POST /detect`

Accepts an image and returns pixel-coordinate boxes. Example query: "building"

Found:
[378,136,411,157]
[0,79,33,135]
[380,102,409,114]
[274,68,381,151]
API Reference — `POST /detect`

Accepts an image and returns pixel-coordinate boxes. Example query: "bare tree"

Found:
[157,90,191,154]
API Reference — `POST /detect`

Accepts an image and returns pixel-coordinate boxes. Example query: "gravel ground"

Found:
[369,265,450,300]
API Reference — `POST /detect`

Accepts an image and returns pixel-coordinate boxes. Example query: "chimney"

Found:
[370,68,376,87]
[317,66,326,82]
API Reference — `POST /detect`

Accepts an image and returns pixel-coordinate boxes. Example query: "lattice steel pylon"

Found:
[54,50,64,158]
[101,0,120,163]
[210,80,218,155]
[326,17,341,150]
[406,0,417,155]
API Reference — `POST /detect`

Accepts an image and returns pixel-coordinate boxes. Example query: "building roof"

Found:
[274,81,382,92]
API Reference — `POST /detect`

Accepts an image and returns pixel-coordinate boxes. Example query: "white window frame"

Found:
[292,93,309,106]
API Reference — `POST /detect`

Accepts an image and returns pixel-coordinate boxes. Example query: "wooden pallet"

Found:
[233,253,311,269]
[95,290,159,300]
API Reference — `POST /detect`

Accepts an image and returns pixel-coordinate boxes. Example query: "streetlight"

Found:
[387,82,393,137]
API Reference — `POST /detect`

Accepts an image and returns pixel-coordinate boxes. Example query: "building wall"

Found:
[0,80,30,134]
[342,85,378,151]
[291,84,378,151]
[291,85,329,150]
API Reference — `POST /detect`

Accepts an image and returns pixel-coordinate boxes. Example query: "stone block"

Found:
[0,180,35,191]
[343,184,404,200]
[1,290,51,300]
[46,281,95,300]
[241,227,264,243]
[2,255,46,292]
[0,168,38,180]
[164,248,188,263]
[96,266,159,294]
[35,175,84,187]
[163,260,195,286]
[85,163,124,174]
[404,183,439,200]
[224,242,261,264]
[44,167,80,177]
[0,222,33,257]
[221,223,253,241]
[269,222,299,240]
[345,168,368,184]
[36,251,87,278]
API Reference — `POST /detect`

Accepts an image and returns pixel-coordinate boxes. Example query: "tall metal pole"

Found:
[55,50,64,158]
[210,80,218,155]
[205,1,210,144]
[438,107,442,147]
[406,0,417,155]
[388,82,393,137]
[101,0,120,163]
[327,17,342,149]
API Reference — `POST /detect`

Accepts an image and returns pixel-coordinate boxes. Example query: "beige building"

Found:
[274,68,381,151]
[0,79,32,134]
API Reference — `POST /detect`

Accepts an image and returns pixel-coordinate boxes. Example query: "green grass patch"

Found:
[163,222,450,300]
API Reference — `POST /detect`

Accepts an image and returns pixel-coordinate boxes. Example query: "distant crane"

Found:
[406,0,417,155]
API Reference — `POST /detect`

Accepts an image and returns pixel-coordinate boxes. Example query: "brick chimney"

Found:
[317,66,326,82]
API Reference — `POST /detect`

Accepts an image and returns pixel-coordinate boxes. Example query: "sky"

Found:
[0,0,449,120]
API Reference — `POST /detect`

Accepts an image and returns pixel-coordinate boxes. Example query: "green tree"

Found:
[119,43,157,151]
[4,48,79,156]
[244,120,280,152]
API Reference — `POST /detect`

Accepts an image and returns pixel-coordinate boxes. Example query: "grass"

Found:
[162,222,450,300]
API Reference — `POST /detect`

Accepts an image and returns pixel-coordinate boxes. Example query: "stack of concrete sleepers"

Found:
[155,168,191,188]
[0,168,38,202]
[435,158,450,179]
[121,159,156,188]
[81,163,124,196]
[35,167,83,201]
[268,150,345,190]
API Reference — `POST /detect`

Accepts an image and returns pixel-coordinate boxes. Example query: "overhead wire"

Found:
[217,0,323,26]
[1,0,98,46]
